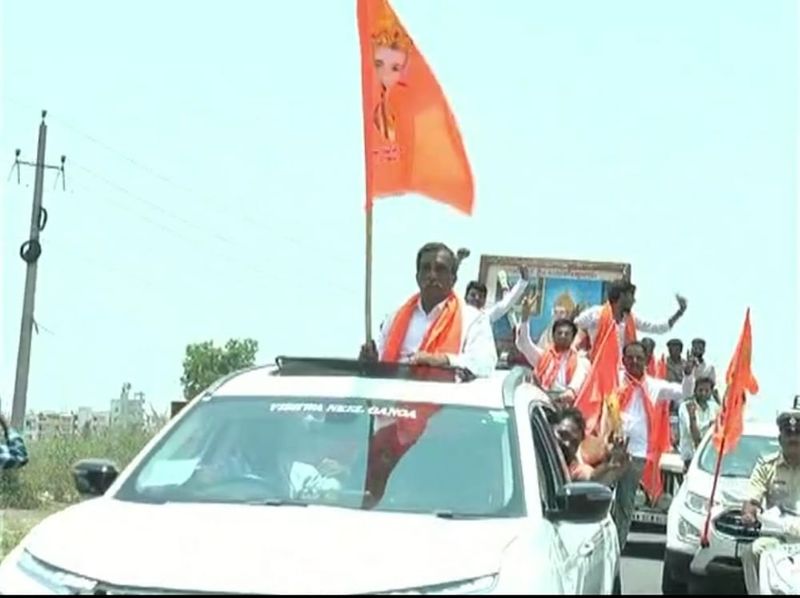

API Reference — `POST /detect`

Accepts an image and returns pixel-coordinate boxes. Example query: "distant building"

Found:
[23,411,75,441]
[109,384,145,427]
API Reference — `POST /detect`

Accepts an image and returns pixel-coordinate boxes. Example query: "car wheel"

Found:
[661,561,688,594]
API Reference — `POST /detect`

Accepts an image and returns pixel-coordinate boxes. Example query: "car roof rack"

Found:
[273,356,475,384]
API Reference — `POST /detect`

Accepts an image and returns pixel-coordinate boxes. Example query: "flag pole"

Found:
[358,0,374,345]
[365,205,373,343]
[700,434,726,547]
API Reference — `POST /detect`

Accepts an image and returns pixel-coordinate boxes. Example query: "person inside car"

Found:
[554,408,629,486]
[740,408,800,595]
[359,242,498,377]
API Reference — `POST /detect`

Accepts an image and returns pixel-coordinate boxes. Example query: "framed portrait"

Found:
[477,255,631,354]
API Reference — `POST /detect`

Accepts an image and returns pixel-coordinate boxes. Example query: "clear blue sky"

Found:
[1,1,797,419]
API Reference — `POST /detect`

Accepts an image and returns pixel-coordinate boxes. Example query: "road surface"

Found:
[621,532,666,594]
[622,530,747,595]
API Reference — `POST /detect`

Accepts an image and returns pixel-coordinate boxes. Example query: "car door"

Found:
[529,404,611,594]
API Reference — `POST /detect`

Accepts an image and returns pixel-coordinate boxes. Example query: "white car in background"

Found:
[0,358,620,595]
[662,421,778,594]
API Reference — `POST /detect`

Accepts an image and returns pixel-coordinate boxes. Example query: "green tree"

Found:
[180,338,259,399]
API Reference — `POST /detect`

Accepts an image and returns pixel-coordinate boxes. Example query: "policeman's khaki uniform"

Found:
[741,450,800,594]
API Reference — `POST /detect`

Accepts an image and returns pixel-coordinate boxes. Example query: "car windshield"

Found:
[115,396,525,517]
[698,434,779,478]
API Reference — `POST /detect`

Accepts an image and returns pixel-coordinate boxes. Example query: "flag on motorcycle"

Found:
[358,0,474,214]
[712,309,758,454]
[700,309,758,546]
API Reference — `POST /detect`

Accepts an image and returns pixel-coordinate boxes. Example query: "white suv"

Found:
[662,421,777,594]
[0,358,620,595]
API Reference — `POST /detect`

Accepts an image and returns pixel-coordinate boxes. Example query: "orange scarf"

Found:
[617,373,672,502]
[592,302,636,362]
[365,292,462,508]
[381,292,462,361]
[536,348,579,390]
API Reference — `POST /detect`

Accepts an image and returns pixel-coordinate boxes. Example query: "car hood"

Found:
[23,498,526,594]
[686,468,749,506]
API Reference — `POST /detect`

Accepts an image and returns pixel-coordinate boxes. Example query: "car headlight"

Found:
[684,491,714,515]
[678,517,701,543]
[382,575,498,595]
[17,550,97,593]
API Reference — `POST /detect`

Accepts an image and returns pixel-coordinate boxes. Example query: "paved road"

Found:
[621,531,666,595]
[621,530,747,595]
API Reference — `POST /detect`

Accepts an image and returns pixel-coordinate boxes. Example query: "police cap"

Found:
[777,410,800,433]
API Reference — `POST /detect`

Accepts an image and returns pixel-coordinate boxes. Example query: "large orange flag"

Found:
[712,309,759,454]
[575,324,621,464]
[358,0,474,214]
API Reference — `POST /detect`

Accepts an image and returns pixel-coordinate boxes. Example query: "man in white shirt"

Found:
[359,242,498,378]
[690,338,720,403]
[464,265,530,324]
[678,376,720,470]
[611,341,695,551]
[516,295,590,408]
[573,280,688,360]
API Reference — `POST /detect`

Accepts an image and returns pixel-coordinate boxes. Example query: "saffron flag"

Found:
[656,354,667,380]
[575,325,621,465]
[357,0,474,214]
[712,309,759,454]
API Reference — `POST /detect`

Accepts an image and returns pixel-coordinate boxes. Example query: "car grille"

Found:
[713,510,760,540]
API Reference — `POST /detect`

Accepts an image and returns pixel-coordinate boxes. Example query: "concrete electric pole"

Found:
[10,110,66,429]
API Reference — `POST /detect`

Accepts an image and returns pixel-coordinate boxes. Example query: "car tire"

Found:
[661,570,688,595]
[661,556,688,595]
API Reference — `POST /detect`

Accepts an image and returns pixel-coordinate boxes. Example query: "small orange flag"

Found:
[712,309,759,454]
[656,354,667,380]
[357,0,474,214]
[575,324,621,439]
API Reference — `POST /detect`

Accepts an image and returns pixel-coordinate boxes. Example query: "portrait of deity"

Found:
[371,1,412,143]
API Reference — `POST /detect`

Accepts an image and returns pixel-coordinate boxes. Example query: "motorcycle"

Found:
[752,504,800,595]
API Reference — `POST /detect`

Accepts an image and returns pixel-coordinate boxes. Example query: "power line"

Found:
[5,95,353,265]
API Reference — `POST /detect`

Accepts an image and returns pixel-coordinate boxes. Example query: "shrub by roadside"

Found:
[0,426,156,510]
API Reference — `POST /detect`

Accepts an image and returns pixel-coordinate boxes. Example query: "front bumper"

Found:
[690,509,757,578]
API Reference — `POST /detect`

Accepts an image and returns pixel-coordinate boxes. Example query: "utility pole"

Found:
[10,110,66,429]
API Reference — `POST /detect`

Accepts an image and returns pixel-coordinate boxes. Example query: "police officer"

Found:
[740,405,800,594]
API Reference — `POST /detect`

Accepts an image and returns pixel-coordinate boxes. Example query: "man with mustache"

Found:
[609,341,695,552]
[516,294,590,408]
[360,242,498,378]
[741,408,800,595]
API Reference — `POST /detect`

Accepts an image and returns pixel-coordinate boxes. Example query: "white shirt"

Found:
[515,323,590,393]
[574,305,672,356]
[618,371,694,459]
[678,399,720,462]
[485,278,528,324]
[377,295,498,378]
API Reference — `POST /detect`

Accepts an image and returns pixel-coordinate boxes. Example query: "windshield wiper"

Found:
[433,510,491,520]
[247,498,310,507]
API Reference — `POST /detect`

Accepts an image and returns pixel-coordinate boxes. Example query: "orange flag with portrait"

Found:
[358,0,474,214]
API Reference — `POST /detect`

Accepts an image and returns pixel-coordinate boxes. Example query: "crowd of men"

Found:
[359,242,720,550]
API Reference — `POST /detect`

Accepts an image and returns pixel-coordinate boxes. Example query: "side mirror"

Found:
[72,459,120,497]
[549,481,613,524]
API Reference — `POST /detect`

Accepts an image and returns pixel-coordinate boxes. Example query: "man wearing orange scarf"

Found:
[515,294,589,407]
[573,280,687,362]
[359,242,497,377]
[611,341,695,552]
